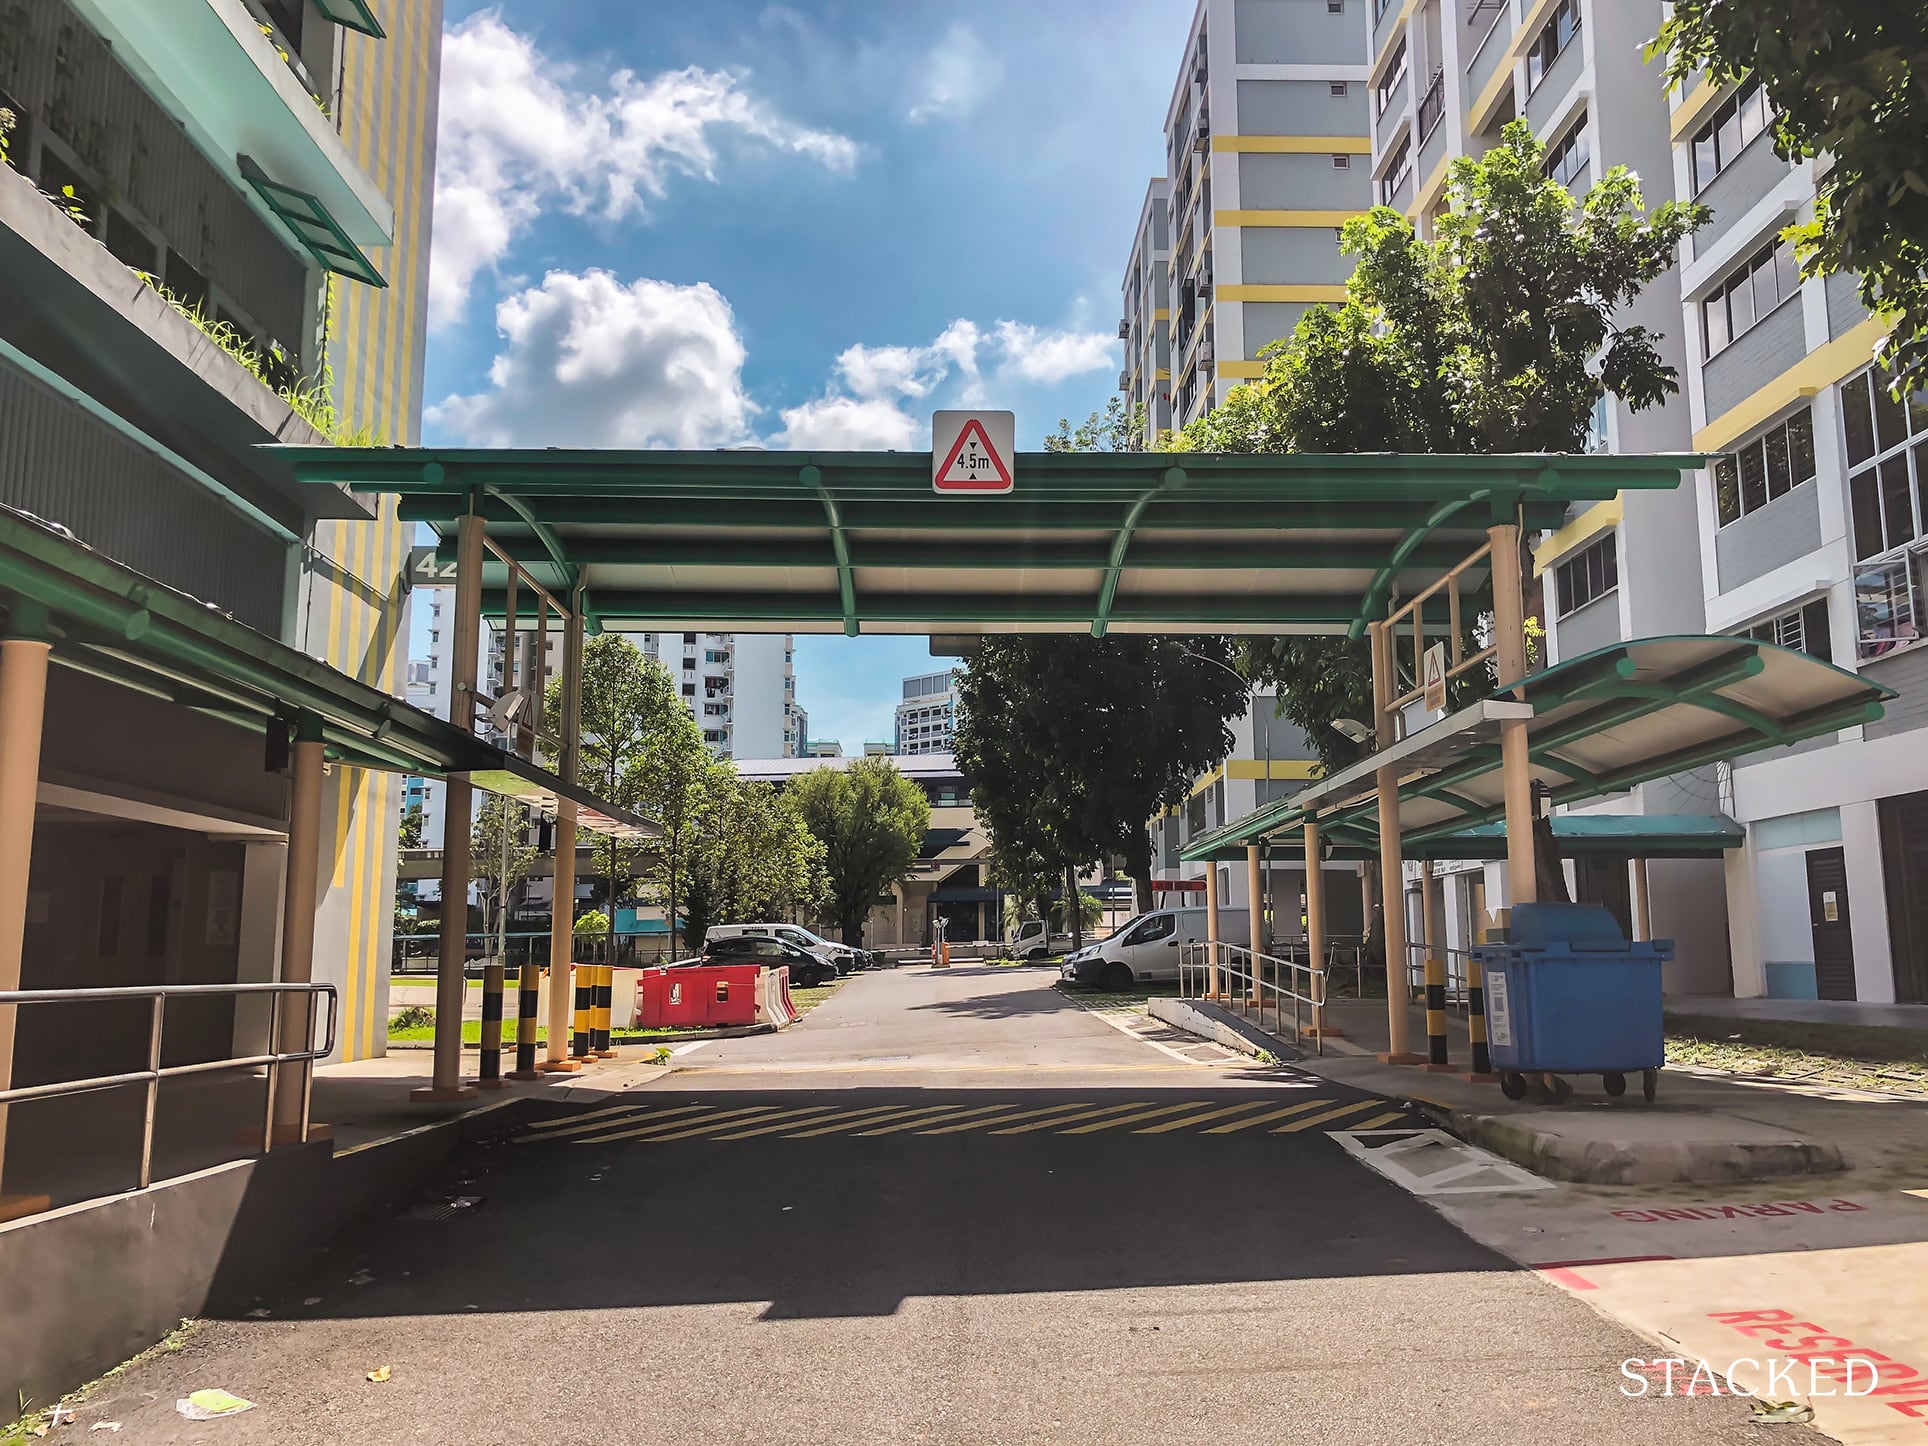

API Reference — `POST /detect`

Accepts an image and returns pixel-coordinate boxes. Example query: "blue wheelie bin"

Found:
[1470,902,1671,1105]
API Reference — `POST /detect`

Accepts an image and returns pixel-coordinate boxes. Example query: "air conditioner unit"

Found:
[1200,340,1215,364]
[1117,320,1131,339]
[1192,133,1209,155]
[1194,58,1207,84]
[1198,278,1213,299]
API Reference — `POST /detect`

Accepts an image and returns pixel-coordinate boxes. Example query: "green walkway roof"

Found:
[271,448,1697,638]
[1181,636,1893,862]
[0,505,653,838]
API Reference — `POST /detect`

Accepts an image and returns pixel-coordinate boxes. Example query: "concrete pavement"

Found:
[65,966,1805,1444]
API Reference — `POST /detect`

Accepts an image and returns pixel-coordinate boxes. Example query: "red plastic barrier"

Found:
[756,966,799,1028]
[634,963,762,1028]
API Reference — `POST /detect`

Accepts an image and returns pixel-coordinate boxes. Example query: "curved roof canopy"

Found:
[1182,636,1894,862]
[272,448,1697,638]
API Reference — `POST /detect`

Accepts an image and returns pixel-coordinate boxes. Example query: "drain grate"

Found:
[397,1195,483,1222]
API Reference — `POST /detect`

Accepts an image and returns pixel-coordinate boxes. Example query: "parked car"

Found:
[1059,907,1250,992]
[1008,919,1073,962]
[705,922,870,974]
[701,933,837,987]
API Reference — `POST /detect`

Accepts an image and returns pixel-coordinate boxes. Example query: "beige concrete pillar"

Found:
[1205,861,1221,999]
[1490,521,1537,910]
[1371,622,1418,1062]
[270,717,325,1144]
[0,613,52,1221]
[1632,856,1652,943]
[417,509,485,1103]
[544,600,585,1071]
[1245,843,1263,1003]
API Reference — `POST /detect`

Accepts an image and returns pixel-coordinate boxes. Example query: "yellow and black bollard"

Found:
[507,962,542,1080]
[1464,954,1497,1081]
[593,965,615,1058]
[570,964,593,1062]
[477,962,509,1089]
[1422,950,1452,1072]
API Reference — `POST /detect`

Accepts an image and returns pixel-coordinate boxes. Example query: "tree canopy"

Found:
[470,793,536,944]
[1654,2,1928,388]
[790,757,932,945]
[1190,121,1707,770]
[677,768,826,951]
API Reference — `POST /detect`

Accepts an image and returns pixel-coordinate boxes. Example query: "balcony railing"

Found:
[1418,67,1447,142]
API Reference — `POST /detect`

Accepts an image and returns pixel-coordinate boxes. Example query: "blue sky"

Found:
[420,0,1190,749]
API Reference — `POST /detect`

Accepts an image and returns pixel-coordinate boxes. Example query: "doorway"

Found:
[1878,792,1928,1002]
[1804,847,1857,1001]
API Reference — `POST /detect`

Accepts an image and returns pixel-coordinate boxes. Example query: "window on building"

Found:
[1585,395,1610,454]
[1544,112,1591,188]
[1380,136,1414,203]
[1330,81,1349,97]
[1840,367,1928,658]
[682,682,696,697]
[1377,40,1408,118]
[1555,534,1617,617]
[1744,599,1832,662]
[1690,79,1771,194]
[1332,154,1352,169]
[1525,0,1581,93]
[1701,239,1800,358]
[1712,407,1816,526]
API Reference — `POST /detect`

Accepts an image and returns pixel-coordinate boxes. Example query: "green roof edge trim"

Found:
[312,0,387,39]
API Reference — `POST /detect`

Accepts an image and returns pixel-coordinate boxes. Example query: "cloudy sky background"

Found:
[421,1,1190,749]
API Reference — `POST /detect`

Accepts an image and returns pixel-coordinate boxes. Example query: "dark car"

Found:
[700,934,835,987]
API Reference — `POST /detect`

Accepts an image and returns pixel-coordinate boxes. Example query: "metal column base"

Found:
[409,1085,479,1103]
[1377,1052,1427,1065]
[0,1193,50,1223]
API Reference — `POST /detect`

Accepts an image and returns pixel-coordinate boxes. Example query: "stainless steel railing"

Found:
[1179,941,1327,1056]
[1404,940,1476,1020]
[0,982,337,1190]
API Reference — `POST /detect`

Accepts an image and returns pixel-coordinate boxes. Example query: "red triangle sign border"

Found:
[933,417,1014,492]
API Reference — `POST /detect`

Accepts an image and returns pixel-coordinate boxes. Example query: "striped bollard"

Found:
[570,964,593,1061]
[1421,951,1451,1071]
[593,965,615,1057]
[1464,954,1497,1081]
[477,962,509,1089]
[508,962,542,1080]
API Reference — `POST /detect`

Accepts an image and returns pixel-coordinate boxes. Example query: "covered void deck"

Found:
[0,504,649,1220]
[268,442,1802,1067]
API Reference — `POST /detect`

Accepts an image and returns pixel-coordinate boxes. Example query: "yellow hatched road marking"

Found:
[857,1103,1015,1136]
[645,1105,842,1142]
[575,1104,776,1144]
[991,1102,1142,1135]
[1272,1100,1381,1133]
[916,1101,1093,1135]
[1060,1100,1207,1135]
[1347,1111,1415,1131]
[520,1103,708,1140]
[712,1107,867,1141]
[1203,1098,1336,1134]
[1133,1100,1275,1134]
[784,1104,962,1138]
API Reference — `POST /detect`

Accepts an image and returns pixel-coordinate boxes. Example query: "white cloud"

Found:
[772,396,924,451]
[992,321,1118,385]
[429,11,859,327]
[427,269,755,448]
[907,22,1002,124]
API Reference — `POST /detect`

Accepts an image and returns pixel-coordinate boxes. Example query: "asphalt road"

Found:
[82,965,1797,1444]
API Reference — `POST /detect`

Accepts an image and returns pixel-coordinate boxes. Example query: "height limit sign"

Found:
[932,410,1015,494]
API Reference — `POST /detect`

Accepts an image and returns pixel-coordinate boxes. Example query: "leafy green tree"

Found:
[790,757,932,945]
[1654,3,1928,388]
[955,636,1252,911]
[1045,396,1147,453]
[1189,121,1707,770]
[678,769,828,950]
[630,702,711,940]
[398,802,424,850]
[471,794,537,945]
[573,910,610,936]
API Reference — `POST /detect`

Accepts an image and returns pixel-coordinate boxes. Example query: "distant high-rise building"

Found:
[1120,179,1173,447]
[895,670,958,755]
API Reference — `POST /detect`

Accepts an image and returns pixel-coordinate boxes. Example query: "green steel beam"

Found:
[1349,491,1498,641]
[1093,467,1186,638]
[807,465,859,637]
[484,485,577,593]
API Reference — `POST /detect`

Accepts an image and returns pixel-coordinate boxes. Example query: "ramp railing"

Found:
[1178,941,1327,1056]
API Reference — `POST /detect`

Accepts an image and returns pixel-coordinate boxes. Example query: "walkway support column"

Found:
[0,603,53,1222]
[1490,520,1536,914]
[416,507,485,1103]
[1205,861,1221,1000]
[1420,858,1450,1072]
[271,713,326,1144]
[543,600,585,1072]
[1302,817,1337,1039]
[1632,856,1652,942]
[1372,622,1419,1062]
[1245,844,1263,1004]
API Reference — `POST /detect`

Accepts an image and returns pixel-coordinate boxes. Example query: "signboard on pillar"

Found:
[932,411,1016,493]
[1422,642,1448,716]
[407,545,458,588]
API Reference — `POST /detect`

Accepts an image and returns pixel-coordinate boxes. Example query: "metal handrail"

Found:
[1404,940,1475,1018]
[1178,941,1327,1056]
[0,982,337,1190]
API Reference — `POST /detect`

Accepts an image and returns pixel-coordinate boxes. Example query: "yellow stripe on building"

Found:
[1370,0,1420,80]
[1217,284,1348,303]
[1532,496,1623,575]
[1216,209,1365,229]
[1218,361,1267,379]
[1513,0,1564,58]
[1410,156,1451,220]
[1212,135,1372,155]
[1669,75,1729,142]
[1693,316,1891,454]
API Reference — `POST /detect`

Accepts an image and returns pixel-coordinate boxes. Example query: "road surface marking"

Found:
[857,1103,1014,1136]
[1271,1100,1381,1132]
[711,1106,897,1141]
[1060,1100,1208,1135]
[1202,1098,1337,1133]
[1347,1110,1414,1131]
[916,1101,1094,1135]
[572,1104,777,1144]
[991,1102,1145,1135]
[1134,1100,1276,1134]
[642,1104,842,1142]
[784,1104,963,1137]
[518,1102,706,1138]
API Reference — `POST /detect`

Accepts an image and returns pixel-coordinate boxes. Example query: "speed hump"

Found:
[932,411,1015,494]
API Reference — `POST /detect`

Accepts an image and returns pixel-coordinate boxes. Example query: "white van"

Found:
[1008,919,1073,961]
[1059,907,1250,991]
[704,923,869,973]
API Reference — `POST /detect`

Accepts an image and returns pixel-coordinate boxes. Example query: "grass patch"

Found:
[789,978,845,1015]
[386,1018,713,1045]
[1666,1012,1928,1096]
[2,1317,196,1442]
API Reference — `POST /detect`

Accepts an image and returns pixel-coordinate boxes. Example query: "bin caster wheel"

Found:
[1499,1071,1527,1100]
[1642,1068,1658,1103]
[1602,1071,1627,1098]
[1536,1073,1572,1105]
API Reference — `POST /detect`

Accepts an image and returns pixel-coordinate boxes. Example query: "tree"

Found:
[631,704,711,944]
[790,757,932,945]
[471,794,537,948]
[1188,121,1707,770]
[678,769,828,950]
[543,633,687,925]
[955,636,1252,912]
[398,802,423,850]
[1654,3,1928,389]
[1045,396,1146,453]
